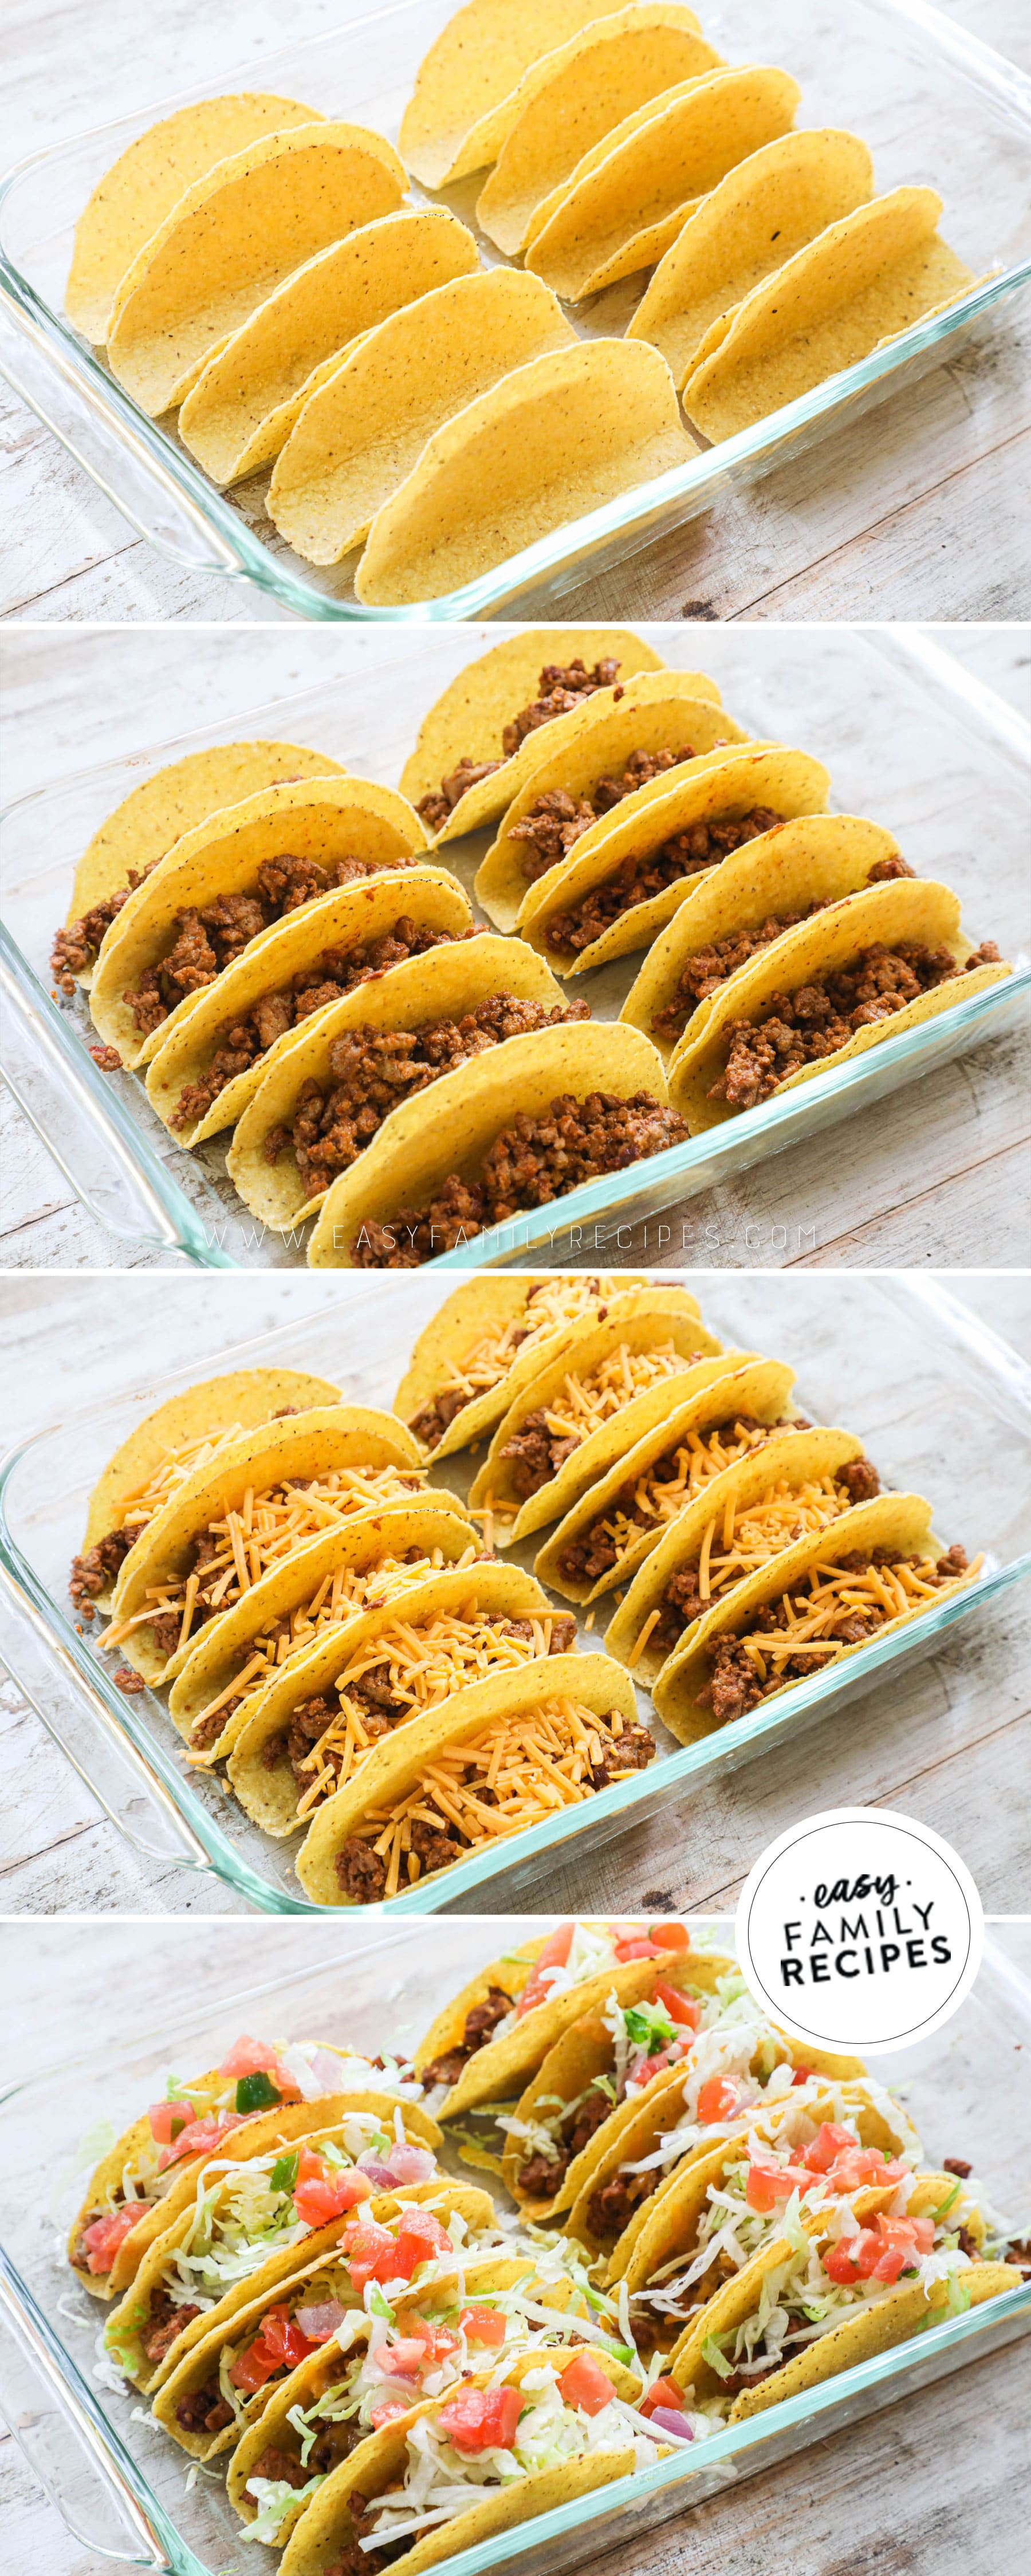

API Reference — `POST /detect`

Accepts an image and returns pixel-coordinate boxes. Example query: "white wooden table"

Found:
[1,1916,1028,2576]
[2,0,1029,623]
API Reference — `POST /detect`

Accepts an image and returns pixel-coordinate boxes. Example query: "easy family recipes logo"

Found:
[779,1869,954,1992]
[737,1808,985,2054]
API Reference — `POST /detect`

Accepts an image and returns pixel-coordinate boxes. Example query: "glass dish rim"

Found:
[1,0,1030,620]
[2,624,1029,1276]
[1,1923,1030,2576]
[2,1273,1029,1917]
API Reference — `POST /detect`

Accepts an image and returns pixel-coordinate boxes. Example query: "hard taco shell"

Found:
[393,1276,653,1462]
[667,876,1010,1129]
[225,931,571,1222]
[399,0,636,188]
[476,9,722,255]
[417,1926,705,2120]
[400,628,670,845]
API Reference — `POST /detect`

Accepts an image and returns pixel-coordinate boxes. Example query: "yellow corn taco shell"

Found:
[267,270,577,568]
[526,65,801,302]
[354,339,694,607]
[518,747,831,977]
[476,9,722,255]
[400,629,672,845]
[294,1651,647,1906]
[602,1424,871,1677]
[671,2180,1017,2417]
[399,0,638,188]
[620,813,905,1067]
[475,679,752,934]
[225,933,576,1224]
[153,2185,499,2459]
[228,1560,562,1839]
[178,210,480,486]
[79,1364,343,1613]
[682,186,985,441]
[467,1299,726,1547]
[611,2085,919,2304]
[628,129,875,388]
[395,1276,655,1462]
[106,2094,443,2390]
[502,1947,736,2217]
[167,1497,481,1763]
[668,876,1011,1131]
[305,1018,678,1272]
[534,1355,800,1608]
[276,2346,645,2576]
[144,867,475,1150]
[416,1924,707,2119]
[107,124,408,415]
[88,776,431,1071]
[103,1406,427,1686]
[65,93,322,346]
[60,743,347,992]
[652,1490,978,1745]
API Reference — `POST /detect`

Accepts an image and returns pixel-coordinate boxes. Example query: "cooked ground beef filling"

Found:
[650,859,915,1041]
[510,746,702,884]
[168,921,485,1129]
[351,1091,689,1268]
[517,2083,613,2201]
[645,1457,883,1653]
[117,854,424,1042]
[710,941,1001,1113]
[544,805,784,957]
[324,2492,408,2576]
[175,2374,235,2437]
[50,863,162,991]
[69,1527,133,1618]
[420,1985,514,2091]
[702,1544,970,1724]
[248,2421,362,2487]
[261,992,590,1191]
[415,658,621,831]
[139,2290,201,2367]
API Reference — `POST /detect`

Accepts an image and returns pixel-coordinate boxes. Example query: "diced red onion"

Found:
[357,2157,399,2190]
[648,2406,695,2442]
[384,2145,436,2183]
[296,2300,347,2341]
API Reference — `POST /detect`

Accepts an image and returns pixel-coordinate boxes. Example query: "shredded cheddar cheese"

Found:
[412,1276,630,1427]
[583,1415,787,1588]
[185,1540,482,1738]
[104,1421,259,1541]
[737,1549,983,1675]
[627,1473,861,1664]
[537,1342,696,1446]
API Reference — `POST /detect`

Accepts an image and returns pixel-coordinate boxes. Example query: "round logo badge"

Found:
[735,1807,984,2054]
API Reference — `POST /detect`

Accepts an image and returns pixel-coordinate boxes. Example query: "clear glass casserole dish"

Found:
[0,1272,1028,1916]
[1,0,1030,619]
[0,1920,1028,2575]
[2,624,1028,1274]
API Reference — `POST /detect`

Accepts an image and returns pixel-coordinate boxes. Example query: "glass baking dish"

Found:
[2,623,1029,1274]
[1,1271,1029,1916]
[1,0,1030,619]
[0,1920,1028,2576]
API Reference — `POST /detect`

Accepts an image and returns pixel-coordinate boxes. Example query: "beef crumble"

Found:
[50,863,161,992]
[650,859,915,1043]
[510,746,698,884]
[420,1985,514,2090]
[261,993,589,1191]
[545,805,784,957]
[701,1545,970,1725]
[119,854,424,1042]
[69,1527,132,1618]
[169,920,484,1130]
[324,2491,408,2576]
[175,2374,234,2436]
[139,2290,201,2367]
[710,941,1002,1114]
[517,2083,612,2201]
[351,1091,689,1268]
[415,658,621,831]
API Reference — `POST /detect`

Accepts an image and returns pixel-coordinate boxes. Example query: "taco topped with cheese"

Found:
[395,1275,652,1460]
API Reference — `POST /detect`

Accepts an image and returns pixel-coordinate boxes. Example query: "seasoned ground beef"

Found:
[175,2376,234,2436]
[650,859,915,1042]
[415,659,621,832]
[245,2443,316,2491]
[500,1411,583,1500]
[585,2168,654,2243]
[545,805,784,957]
[69,1527,132,1617]
[140,2290,201,2367]
[324,2492,407,2576]
[120,855,425,1041]
[50,864,162,992]
[510,747,699,884]
[114,1665,145,1693]
[169,921,485,1130]
[710,942,1001,1114]
[942,2157,973,2178]
[701,1544,970,1723]
[421,1985,514,2090]
[518,2083,620,2200]
[589,1719,654,1787]
[262,993,590,1193]
[351,1090,688,1267]
[553,1415,772,1584]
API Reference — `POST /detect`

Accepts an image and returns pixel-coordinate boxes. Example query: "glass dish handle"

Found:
[0,2265,171,2566]
[0,1566,211,1874]
[0,283,247,581]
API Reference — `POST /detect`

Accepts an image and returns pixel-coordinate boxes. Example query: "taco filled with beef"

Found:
[399,628,670,845]
[415,1920,704,2120]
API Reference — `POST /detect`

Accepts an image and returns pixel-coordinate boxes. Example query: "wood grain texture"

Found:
[1,0,1029,623]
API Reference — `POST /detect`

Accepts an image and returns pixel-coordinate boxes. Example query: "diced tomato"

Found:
[745,2161,810,2212]
[80,2205,141,2274]
[147,2098,196,2145]
[219,2036,287,2082]
[824,2230,883,2284]
[639,2376,682,2419]
[909,2216,935,2253]
[459,2304,507,2347]
[696,2076,739,2125]
[344,2220,399,2291]
[156,2109,247,2172]
[802,2122,856,2174]
[438,2385,522,2454]
[651,1921,690,1950]
[293,2150,373,2226]
[872,2213,932,2276]
[392,2208,452,2280]
[379,2338,432,2377]
[516,1925,574,2019]
[654,1980,702,2031]
[613,1938,659,1962]
[791,2066,813,2086]
[371,2397,415,2430]
[427,2325,462,2359]
[229,2306,316,2391]
[635,2050,676,2089]
[392,2310,436,2349]
[558,2353,615,2417]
